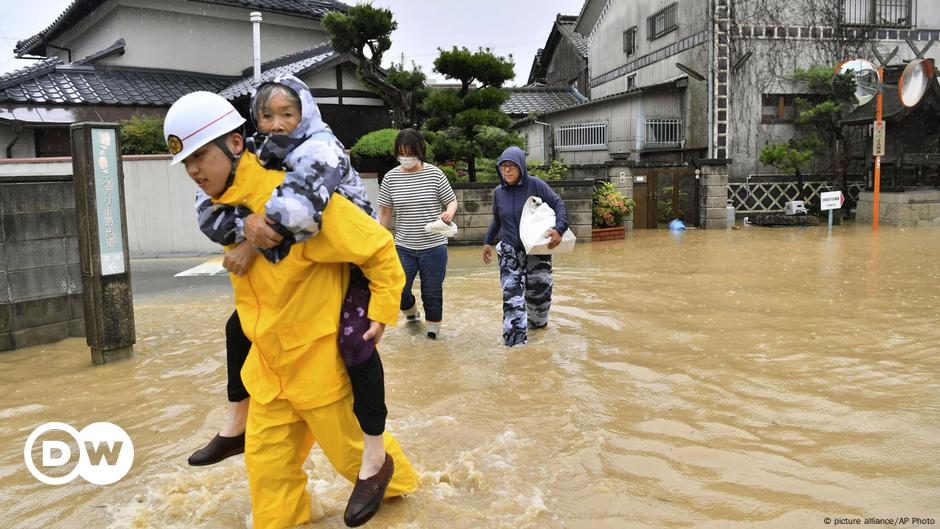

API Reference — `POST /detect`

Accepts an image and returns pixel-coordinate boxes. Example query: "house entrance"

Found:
[631,167,699,228]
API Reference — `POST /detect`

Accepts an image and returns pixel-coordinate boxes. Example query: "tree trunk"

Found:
[467,157,477,182]
[796,168,805,203]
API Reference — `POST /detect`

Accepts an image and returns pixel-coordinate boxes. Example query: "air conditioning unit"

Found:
[784,200,808,215]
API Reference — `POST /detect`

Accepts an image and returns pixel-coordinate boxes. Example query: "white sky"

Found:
[0,0,586,87]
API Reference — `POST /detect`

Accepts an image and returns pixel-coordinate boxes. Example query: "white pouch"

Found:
[424,218,458,238]
[519,196,576,255]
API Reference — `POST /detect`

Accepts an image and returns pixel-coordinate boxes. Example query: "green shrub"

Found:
[120,115,166,155]
[350,128,399,158]
[528,160,570,181]
[592,181,635,228]
[352,127,435,161]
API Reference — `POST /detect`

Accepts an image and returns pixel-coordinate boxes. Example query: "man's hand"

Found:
[439,210,454,223]
[362,321,386,344]
[482,244,494,264]
[546,229,562,250]
[245,213,283,249]
[223,241,258,276]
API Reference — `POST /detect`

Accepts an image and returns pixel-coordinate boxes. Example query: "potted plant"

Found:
[592,181,635,241]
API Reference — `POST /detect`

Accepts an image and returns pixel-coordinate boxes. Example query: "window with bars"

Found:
[644,118,683,147]
[841,0,912,28]
[555,122,608,150]
[647,3,678,40]
[623,26,637,56]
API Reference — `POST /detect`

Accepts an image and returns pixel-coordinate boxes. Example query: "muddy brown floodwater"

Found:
[1,224,939,529]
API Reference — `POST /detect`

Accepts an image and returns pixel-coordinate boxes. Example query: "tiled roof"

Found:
[219,43,340,99]
[501,85,588,117]
[527,14,589,85]
[556,16,590,58]
[15,0,347,56]
[0,62,236,106]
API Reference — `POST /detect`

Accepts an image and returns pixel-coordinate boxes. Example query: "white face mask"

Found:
[398,156,419,169]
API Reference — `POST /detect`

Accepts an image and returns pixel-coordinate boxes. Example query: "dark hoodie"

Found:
[484,146,568,249]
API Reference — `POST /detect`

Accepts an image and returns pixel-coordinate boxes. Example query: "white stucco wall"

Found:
[918,0,940,28]
[50,0,328,76]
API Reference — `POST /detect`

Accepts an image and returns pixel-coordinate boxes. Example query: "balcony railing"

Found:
[841,0,912,28]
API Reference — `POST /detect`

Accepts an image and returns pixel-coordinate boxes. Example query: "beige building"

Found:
[1,0,388,158]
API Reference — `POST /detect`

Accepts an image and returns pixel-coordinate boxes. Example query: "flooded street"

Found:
[2,224,939,529]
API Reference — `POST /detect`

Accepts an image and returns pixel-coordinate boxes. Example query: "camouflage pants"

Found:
[496,242,553,347]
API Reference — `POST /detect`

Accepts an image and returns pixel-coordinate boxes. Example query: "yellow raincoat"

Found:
[214,151,418,529]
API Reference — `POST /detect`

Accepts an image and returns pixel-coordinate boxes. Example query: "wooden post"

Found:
[70,123,136,365]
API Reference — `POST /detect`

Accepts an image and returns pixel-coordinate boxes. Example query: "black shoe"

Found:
[187,433,245,466]
[344,453,394,527]
[427,331,437,339]
[528,320,548,329]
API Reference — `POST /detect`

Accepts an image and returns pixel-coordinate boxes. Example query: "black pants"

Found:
[224,307,388,435]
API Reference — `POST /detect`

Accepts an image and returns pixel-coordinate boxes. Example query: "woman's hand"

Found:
[482,244,494,264]
[223,240,258,276]
[245,213,283,249]
[546,229,562,249]
[362,321,386,344]
[439,210,454,223]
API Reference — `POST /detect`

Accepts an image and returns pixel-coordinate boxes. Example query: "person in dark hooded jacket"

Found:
[482,146,568,346]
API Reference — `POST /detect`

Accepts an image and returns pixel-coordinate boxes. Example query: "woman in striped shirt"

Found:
[377,129,458,339]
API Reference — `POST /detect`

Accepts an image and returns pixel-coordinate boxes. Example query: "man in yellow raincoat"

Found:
[163,91,418,529]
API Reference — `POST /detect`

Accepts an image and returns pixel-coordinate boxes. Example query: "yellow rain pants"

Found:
[246,394,418,529]
[213,152,418,529]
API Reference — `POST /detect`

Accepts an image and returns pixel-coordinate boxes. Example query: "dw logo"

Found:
[24,422,134,485]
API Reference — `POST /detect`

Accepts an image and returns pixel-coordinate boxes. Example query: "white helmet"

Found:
[164,91,246,165]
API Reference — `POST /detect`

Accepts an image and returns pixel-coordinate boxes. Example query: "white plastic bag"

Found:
[519,196,576,255]
[424,218,458,237]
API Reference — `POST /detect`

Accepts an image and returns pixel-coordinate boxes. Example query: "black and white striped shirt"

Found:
[377,163,457,250]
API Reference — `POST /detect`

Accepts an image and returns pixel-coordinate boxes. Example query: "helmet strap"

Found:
[212,136,241,192]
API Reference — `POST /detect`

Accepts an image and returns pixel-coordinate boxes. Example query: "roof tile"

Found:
[0,63,235,106]
[219,43,338,99]
[501,85,588,117]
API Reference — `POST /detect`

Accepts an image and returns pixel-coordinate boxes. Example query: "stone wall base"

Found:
[856,190,940,227]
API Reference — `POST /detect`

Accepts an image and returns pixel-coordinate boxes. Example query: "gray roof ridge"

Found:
[89,64,241,79]
[0,57,65,89]
[238,41,335,77]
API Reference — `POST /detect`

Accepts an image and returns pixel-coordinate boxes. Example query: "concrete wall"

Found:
[0,155,382,258]
[452,181,595,244]
[919,0,940,28]
[1,176,84,352]
[856,190,940,226]
[50,0,328,76]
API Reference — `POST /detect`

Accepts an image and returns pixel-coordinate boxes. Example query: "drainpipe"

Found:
[46,43,72,63]
[250,12,262,84]
[6,125,23,158]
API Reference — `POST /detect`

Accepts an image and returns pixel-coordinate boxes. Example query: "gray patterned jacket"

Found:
[194,75,374,262]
